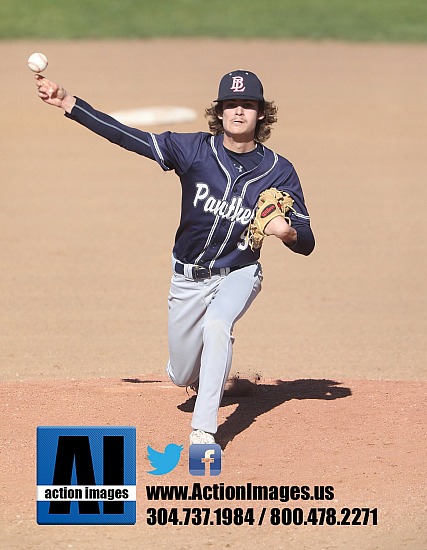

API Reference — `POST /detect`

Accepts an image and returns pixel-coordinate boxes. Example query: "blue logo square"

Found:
[189,444,222,476]
[36,426,136,525]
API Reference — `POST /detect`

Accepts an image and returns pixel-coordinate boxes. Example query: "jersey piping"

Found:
[200,138,280,268]
[72,104,152,149]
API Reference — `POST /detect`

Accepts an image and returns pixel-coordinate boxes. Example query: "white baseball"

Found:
[28,52,48,73]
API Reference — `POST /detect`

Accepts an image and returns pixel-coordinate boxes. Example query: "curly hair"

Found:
[204,100,278,143]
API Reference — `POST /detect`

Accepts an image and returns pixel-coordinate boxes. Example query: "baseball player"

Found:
[35,70,315,447]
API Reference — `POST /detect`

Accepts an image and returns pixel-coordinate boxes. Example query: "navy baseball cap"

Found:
[215,70,264,102]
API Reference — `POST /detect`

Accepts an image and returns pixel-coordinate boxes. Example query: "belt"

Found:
[174,262,242,280]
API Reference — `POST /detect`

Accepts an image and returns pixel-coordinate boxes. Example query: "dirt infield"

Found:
[1,39,426,549]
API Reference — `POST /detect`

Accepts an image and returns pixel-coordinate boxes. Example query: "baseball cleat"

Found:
[189,429,215,445]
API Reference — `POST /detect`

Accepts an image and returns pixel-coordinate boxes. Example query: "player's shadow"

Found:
[178,378,352,450]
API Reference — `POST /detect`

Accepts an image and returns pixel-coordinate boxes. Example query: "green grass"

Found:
[1,0,426,42]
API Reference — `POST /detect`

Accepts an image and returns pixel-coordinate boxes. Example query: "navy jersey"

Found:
[66,98,315,268]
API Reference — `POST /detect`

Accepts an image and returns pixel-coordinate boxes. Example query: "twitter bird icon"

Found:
[147,443,184,475]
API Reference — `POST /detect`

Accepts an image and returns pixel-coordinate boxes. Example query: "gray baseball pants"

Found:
[166,260,263,434]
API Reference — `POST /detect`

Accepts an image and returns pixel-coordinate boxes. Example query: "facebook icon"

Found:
[189,444,222,476]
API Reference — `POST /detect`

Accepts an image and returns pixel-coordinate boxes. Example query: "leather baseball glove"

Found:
[248,188,295,250]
